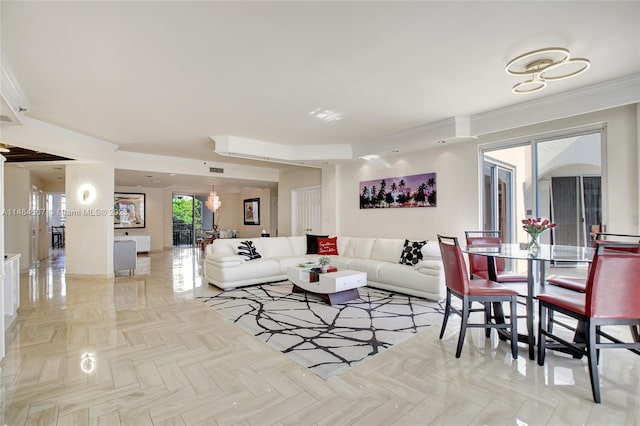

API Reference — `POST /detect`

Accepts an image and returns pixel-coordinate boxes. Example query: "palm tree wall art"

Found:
[359,173,437,209]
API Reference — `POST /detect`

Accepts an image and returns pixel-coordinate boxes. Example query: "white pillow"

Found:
[370,238,405,263]
[344,238,375,259]
[421,242,441,260]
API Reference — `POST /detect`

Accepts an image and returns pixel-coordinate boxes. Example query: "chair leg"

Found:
[586,319,601,403]
[484,302,492,338]
[596,325,601,364]
[537,302,547,366]
[439,290,452,339]
[492,301,508,342]
[510,297,518,359]
[456,296,470,358]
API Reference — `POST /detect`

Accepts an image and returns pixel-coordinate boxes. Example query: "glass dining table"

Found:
[462,243,595,360]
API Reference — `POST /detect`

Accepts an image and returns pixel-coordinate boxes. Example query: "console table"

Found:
[114,234,150,253]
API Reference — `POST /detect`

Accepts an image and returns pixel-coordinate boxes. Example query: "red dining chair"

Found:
[547,233,640,293]
[537,241,640,403]
[437,235,519,359]
[464,231,528,283]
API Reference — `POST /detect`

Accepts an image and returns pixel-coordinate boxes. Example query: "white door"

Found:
[292,186,322,236]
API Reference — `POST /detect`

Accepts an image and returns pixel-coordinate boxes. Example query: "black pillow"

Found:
[306,234,329,254]
[399,239,427,266]
[237,240,262,261]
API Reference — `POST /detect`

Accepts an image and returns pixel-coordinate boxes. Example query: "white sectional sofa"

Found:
[204,236,445,301]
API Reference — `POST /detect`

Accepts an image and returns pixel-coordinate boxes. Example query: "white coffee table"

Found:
[287,266,367,305]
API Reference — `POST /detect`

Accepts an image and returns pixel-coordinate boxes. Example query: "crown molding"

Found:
[351,116,476,157]
[471,73,640,136]
[115,150,280,182]
[212,135,352,163]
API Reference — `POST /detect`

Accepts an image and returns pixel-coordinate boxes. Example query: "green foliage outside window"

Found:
[172,197,202,224]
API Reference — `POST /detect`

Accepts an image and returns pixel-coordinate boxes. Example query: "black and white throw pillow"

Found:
[237,241,262,261]
[399,239,427,266]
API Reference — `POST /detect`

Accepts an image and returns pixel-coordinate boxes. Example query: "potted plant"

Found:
[319,256,331,272]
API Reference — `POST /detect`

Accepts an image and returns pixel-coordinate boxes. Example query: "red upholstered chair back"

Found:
[438,235,470,296]
[466,235,506,275]
[593,234,640,253]
[586,243,640,318]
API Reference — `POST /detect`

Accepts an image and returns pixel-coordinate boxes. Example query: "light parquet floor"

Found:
[1,247,639,425]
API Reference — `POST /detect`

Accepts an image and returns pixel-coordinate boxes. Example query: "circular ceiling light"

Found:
[505,47,569,76]
[539,58,591,81]
[506,47,590,95]
[512,78,547,94]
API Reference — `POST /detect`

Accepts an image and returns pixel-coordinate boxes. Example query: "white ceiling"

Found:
[1,1,639,191]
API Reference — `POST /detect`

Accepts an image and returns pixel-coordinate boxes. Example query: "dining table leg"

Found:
[526,258,536,360]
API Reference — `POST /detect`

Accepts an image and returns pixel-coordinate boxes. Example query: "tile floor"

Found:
[1,247,639,425]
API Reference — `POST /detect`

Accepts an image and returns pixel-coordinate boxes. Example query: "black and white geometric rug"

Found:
[198,283,444,379]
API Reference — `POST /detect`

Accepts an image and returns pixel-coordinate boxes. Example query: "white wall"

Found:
[4,167,31,269]
[65,163,115,276]
[278,167,322,236]
[214,192,241,235]
[335,141,478,240]
[115,186,165,252]
[238,188,272,238]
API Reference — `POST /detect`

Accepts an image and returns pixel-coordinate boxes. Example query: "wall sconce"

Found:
[77,183,96,204]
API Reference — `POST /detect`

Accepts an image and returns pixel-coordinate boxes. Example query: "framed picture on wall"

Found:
[359,172,437,209]
[114,192,146,228]
[243,198,260,225]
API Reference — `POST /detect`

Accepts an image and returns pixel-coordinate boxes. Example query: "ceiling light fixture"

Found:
[506,47,590,94]
[359,154,379,161]
[205,185,221,212]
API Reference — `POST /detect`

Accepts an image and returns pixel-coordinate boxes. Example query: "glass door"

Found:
[536,132,602,248]
[483,161,515,241]
[172,194,202,247]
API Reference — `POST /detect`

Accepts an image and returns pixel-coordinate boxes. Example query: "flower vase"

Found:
[527,233,541,256]
[321,265,329,273]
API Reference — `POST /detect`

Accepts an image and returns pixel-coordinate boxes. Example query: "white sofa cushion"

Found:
[336,236,350,255]
[370,238,405,263]
[260,237,294,258]
[210,238,240,256]
[347,258,387,281]
[207,258,281,283]
[344,238,375,259]
[378,263,441,295]
[288,236,307,256]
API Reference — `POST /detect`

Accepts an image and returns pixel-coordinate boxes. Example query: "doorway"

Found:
[483,158,516,243]
[172,194,203,247]
[291,186,322,236]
